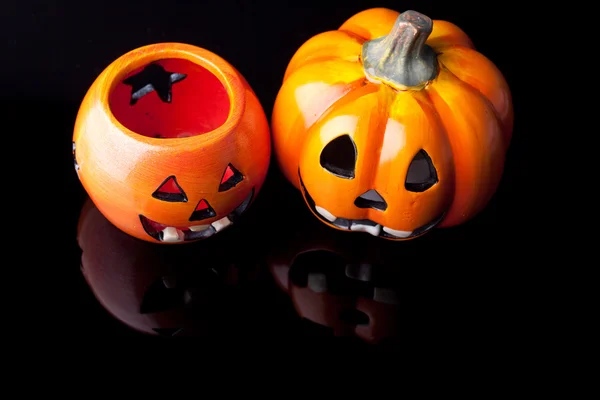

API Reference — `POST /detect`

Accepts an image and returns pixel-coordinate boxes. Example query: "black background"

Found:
[5,0,535,341]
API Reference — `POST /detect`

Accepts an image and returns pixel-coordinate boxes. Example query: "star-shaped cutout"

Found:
[123,63,187,105]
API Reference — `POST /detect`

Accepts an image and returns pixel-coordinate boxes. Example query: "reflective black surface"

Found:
[77,177,407,341]
[7,0,533,341]
[75,161,525,340]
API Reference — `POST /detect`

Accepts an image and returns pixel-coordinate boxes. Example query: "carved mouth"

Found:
[299,172,442,240]
[140,187,254,243]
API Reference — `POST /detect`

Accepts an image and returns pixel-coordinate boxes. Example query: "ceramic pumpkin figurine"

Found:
[73,43,271,243]
[271,9,513,240]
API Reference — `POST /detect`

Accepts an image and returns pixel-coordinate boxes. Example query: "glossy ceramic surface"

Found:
[73,43,271,244]
[271,8,513,240]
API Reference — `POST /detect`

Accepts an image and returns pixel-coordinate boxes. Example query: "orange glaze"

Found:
[73,43,271,243]
[271,8,513,239]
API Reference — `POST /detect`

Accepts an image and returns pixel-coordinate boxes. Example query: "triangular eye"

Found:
[405,150,438,192]
[189,199,216,221]
[218,163,244,192]
[152,176,188,202]
[320,134,356,179]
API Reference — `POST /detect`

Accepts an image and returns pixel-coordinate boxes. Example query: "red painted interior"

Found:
[221,165,234,183]
[109,58,231,139]
[194,199,209,211]
[155,176,182,194]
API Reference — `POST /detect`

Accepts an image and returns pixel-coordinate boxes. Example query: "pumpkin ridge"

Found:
[425,71,505,227]
[283,30,364,80]
[410,88,456,204]
[426,20,475,50]
[338,7,400,41]
[437,60,508,149]
[363,87,394,188]
[303,79,378,134]
[421,85,467,224]
[284,76,371,139]
[284,55,362,83]
[273,78,372,187]
[430,43,468,53]
[437,48,512,143]
[338,29,370,42]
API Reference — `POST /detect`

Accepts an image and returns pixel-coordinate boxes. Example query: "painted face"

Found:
[270,8,511,240]
[137,167,254,242]
[297,93,453,240]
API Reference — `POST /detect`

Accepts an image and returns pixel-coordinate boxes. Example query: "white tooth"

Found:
[189,224,210,232]
[373,287,399,305]
[350,223,381,237]
[315,206,336,222]
[345,263,372,282]
[211,216,232,232]
[382,226,412,238]
[161,227,184,242]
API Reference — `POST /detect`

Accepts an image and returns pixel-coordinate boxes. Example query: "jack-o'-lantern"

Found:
[73,43,271,243]
[271,9,513,240]
[77,197,264,336]
[267,211,400,343]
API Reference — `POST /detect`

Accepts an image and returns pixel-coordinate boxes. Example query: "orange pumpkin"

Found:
[73,43,271,243]
[271,9,513,240]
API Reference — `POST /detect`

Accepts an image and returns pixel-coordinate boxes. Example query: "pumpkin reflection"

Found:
[77,197,263,336]
[267,210,402,344]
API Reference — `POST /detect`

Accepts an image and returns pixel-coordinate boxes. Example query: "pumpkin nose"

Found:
[354,189,388,211]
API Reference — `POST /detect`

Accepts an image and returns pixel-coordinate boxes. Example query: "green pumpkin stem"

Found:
[361,10,438,90]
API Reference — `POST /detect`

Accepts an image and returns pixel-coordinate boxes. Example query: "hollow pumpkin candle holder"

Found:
[73,43,271,244]
[271,8,513,240]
